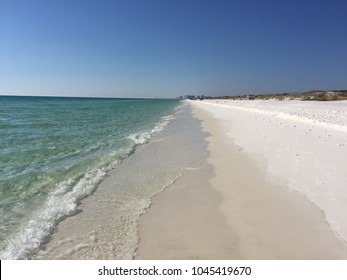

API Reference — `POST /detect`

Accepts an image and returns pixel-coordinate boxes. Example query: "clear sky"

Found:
[1,0,346,98]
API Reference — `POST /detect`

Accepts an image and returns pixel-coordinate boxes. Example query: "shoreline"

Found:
[34,104,209,259]
[136,101,347,259]
[193,99,347,244]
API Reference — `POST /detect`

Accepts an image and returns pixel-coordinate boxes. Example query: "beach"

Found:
[4,98,347,259]
[136,99,347,259]
[0,97,182,260]
[33,103,208,259]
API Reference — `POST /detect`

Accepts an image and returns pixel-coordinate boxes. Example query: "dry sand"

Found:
[195,99,347,243]
[136,103,347,259]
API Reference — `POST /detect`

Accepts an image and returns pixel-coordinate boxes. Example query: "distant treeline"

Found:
[194,90,347,101]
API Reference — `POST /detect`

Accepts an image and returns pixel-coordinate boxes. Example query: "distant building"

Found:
[183,95,195,100]
[177,94,207,100]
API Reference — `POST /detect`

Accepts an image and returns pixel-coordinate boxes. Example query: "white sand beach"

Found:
[136,100,347,259]
[194,99,347,243]
[32,99,347,260]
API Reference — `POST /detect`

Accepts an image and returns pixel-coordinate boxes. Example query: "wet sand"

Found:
[35,104,210,259]
[136,102,347,259]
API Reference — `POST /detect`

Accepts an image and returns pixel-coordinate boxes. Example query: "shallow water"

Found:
[0,96,180,259]
[34,103,209,259]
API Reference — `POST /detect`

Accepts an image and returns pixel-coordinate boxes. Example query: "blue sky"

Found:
[1,0,346,98]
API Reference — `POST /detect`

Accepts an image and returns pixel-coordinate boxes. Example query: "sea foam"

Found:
[0,97,180,259]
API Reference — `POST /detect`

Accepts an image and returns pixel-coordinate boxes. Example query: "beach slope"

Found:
[136,100,347,259]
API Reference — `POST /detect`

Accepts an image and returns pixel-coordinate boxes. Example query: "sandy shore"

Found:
[136,100,347,259]
[35,104,211,260]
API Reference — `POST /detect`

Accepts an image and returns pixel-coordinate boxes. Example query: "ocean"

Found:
[0,96,181,259]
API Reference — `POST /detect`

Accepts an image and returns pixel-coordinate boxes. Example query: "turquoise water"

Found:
[0,96,180,259]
